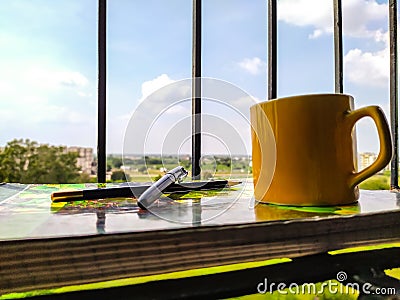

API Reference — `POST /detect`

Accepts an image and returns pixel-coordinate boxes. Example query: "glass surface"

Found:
[0,181,399,240]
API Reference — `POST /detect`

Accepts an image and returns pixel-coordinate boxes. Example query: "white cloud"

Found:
[25,68,89,89]
[238,57,266,75]
[0,81,13,94]
[0,61,94,128]
[140,74,175,100]
[277,0,390,87]
[77,91,93,98]
[278,0,332,38]
[164,103,190,115]
[344,47,388,87]
[57,71,88,87]
[0,99,92,125]
[0,32,26,49]
[137,74,192,114]
[121,77,257,155]
[343,24,389,87]
[278,0,387,40]
[118,73,181,124]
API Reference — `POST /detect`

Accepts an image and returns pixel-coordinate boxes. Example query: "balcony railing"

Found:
[95,0,399,187]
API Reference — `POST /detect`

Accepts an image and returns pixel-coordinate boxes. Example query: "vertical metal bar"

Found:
[268,0,277,100]
[333,0,343,93]
[192,0,201,180]
[97,0,107,183]
[389,0,399,189]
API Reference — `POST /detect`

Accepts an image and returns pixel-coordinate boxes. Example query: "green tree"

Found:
[78,172,97,183]
[111,170,130,182]
[202,171,214,180]
[217,157,231,168]
[138,166,147,173]
[180,159,191,170]
[145,157,162,165]
[108,156,123,169]
[0,139,31,182]
[0,139,81,183]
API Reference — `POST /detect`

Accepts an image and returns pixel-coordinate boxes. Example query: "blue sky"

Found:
[0,0,394,156]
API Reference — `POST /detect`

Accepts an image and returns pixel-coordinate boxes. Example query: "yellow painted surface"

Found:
[328,243,400,255]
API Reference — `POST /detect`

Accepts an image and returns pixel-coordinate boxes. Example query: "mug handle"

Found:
[345,106,393,188]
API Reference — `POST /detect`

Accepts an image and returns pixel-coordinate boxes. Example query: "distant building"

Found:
[359,152,377,171]
[358,152,390,172]
[67,147,95,175]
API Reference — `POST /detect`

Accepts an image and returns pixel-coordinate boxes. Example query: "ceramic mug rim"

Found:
[250,93,354,109]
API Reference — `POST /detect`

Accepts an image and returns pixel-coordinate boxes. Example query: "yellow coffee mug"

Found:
[250,94,392,206]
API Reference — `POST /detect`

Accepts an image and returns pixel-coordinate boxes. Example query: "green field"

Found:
[358,170,391,190]
[110,154,252,182]
[110,155,395,190]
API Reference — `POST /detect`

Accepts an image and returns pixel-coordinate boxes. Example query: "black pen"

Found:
[51,179,241,203]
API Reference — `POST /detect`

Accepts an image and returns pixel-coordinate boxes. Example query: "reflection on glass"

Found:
[96,210,106,234]
[141,194,203,225]
[192,199,202,226]
[396,192,400,208]
[254,203,361,222]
